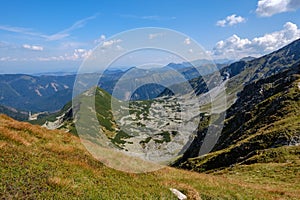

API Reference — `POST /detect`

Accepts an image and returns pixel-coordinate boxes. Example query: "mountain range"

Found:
[0,59,228,113]
[28,39,300,167]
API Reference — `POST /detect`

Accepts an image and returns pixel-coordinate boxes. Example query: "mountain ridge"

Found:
[177,63,300,171]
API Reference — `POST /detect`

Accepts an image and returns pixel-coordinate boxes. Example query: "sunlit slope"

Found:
[179,64,300,174]
[1,115,300,199]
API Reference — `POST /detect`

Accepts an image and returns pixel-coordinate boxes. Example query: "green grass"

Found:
[129,100,152,120]
[111,130,132,147]
[1,114,300,199]
[214,146,300,199]
[154,131,171,144]
[178,67,300,174]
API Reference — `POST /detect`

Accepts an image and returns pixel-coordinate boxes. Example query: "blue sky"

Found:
[0,0,300,73]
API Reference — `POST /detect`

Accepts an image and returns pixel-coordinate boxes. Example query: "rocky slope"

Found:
[178,63,300,171]
[37,87,202,164]
[32,39,300,171]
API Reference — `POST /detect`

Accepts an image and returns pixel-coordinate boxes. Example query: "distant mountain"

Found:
[240,56,256,62]
[0,104,28,121]
[0,60,225,113]
[32,71,77,76]
[0,74,75,112]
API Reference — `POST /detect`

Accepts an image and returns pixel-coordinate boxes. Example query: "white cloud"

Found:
[216,14,246,27]
[35,48,92,62]
[0,25,43,38]
[0,57,11,61]
[94,34,106,44]
[148,32,165,39]
[60,41,87,49]
[45,14,98,41]
[0,14,98,41]
[100,35,106,40]
[101,39,122,48]
[36,56,65,62]
[184,38,191,45]
[216,20,226,27]
[115,45,124,51]
[22,44,44,51]
[213,22,300,58]
[72,48,92,60]
[0,47,93,62]
[256,0,300,17]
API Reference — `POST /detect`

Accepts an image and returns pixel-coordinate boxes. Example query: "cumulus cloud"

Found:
[100,35,106,40]
[216,14,246,27]
[72,48,92,60]
[256,0,300,17]
[36,48,92,62]
[101,39,122,48]
[184,38,191,45]
[94,34,106,43]
[22,44,44,51]
[213,22,300,58]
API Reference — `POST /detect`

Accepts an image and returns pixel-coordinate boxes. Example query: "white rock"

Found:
[170,188,187,200]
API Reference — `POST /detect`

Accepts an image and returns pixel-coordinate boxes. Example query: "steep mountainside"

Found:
[0,105,28,121]
[178,63,300,172]
[1,115,299,199]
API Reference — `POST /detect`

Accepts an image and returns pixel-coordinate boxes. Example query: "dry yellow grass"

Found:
[0,141,7,148]
[48,176,74,187]
[1,114,299,199]
[0,126,32,146]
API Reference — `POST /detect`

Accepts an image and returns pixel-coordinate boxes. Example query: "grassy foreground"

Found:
[0,114,299,199]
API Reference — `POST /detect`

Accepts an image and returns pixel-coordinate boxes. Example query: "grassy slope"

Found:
[1,115,300,199]
[180,64,300,169]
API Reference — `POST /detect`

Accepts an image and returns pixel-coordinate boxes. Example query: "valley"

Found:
[28,39,300,172]
[2,0,300,198]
